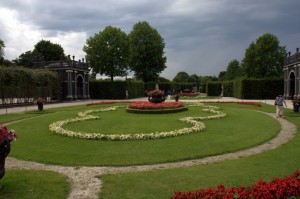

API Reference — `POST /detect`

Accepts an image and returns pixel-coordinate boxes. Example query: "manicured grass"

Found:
[99,105,300,199]
[0,110,53,124]
[0,169,69,199]
[5,103,279,166]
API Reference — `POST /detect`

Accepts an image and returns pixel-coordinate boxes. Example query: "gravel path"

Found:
[5,111,297,199]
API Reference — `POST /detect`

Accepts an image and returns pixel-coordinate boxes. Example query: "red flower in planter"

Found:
[129,101,183,109]
[147,89,165,97]
[0,122,17,145]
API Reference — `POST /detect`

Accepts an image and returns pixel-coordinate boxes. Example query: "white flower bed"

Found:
[49,103,226,141]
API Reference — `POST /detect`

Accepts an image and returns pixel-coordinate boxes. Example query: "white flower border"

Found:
[49,103,226,141]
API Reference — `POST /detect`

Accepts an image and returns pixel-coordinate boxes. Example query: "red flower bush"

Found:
[129,101,184,109]
[171,170,300,199]
[147,89,165,97]
[0,122,17,145]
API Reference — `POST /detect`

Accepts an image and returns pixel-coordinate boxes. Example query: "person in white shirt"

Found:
[275,94,287,118]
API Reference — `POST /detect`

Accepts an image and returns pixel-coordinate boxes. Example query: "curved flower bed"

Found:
[49,103,226,141]
[126,101,188,114]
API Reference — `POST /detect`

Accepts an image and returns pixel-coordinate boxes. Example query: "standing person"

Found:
[275,94,287,118]
[167,90,171,101]
[125,90,129,99]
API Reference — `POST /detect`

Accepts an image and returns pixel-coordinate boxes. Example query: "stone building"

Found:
[284,48,300,100]
[33,56,90,101]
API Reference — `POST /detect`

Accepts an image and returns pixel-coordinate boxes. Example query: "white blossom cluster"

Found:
[49,103,226,141]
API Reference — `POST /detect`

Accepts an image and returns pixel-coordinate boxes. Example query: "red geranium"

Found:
[129,101,184,109]
[0,122,17,145]
[171,170,300,199]
[147,89,165,97]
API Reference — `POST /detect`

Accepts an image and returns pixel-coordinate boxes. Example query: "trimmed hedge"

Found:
[206,82,222,96]
[222,81,234,97]
[145,82,194,93]
[0,66,60,104]
[200,83,206,93]
[233,78,283,99]
[206,78,284,99]
[89,80,145,99]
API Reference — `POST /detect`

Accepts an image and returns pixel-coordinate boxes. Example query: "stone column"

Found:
[284,67,288,98]
[74,71,77,100]
[66,70,73,100]
[82,73,86,99]
[85,72,90,99]
[297,64,300,98]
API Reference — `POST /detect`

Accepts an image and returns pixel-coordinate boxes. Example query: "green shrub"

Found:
[233,78,283,99]
[223,81,234,97]
[145,82,193,93]
[206,82,222,96]
[0,66,60,104]
[89,80,144,99]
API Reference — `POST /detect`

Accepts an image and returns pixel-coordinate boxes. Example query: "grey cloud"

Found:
[1,0,300,79]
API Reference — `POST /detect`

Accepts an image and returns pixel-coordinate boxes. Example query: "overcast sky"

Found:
[1,0,300,80]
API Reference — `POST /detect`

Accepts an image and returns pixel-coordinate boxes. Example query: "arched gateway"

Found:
[284,48,300,100]
[33,56,90,101]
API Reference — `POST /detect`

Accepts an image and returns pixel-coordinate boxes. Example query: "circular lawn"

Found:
[7,103,280,166]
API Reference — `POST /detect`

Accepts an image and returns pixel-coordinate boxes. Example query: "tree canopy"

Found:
[84,26,130,81]
[15,51,35,67]
[224,59,241,80]
[173,71,190,82]
[15,40,66,67]
[129,21,167,82]
[33,40,66,61]
[241,33,286,78]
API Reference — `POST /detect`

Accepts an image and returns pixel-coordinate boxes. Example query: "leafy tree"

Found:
[188,74,201,89]
[129,21,167,82]
[218,71,227,80]
[200,76,219,83]
[84,26,130,81]
[1,59,14,66]
[225,59,241,80]
[158,76,170,82]
[173,71,190,82]
[14,51,35,67]
[0,39,5,64]
[15,40,66,67]
[241,33,286,78]
[33,40,66,62]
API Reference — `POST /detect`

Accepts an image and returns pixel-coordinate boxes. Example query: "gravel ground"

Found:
[2,98,297,198]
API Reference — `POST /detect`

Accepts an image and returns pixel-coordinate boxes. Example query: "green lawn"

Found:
[0,170,69,199]
[0,101,294,199]
[99,104,300,199]
[4,103,279,166]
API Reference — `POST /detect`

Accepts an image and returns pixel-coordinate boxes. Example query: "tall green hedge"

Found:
[232,78,283,99]
[89,80,145,99]
[0,66,60,104]
[145,82,194,93]
[206,82,222,96]
[222,81,234,97]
